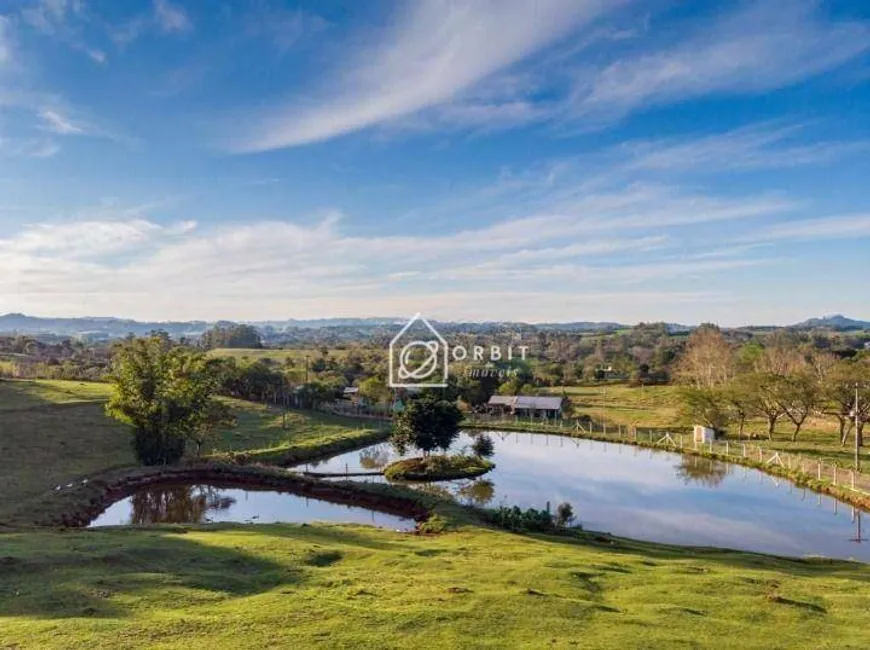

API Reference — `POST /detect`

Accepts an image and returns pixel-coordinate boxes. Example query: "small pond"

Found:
[89,484,414,530]
[307,431,870,562]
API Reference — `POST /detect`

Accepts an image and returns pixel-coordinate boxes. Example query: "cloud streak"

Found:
[226,0,870,150]
[572,1,870,121]
[232,0,626,151]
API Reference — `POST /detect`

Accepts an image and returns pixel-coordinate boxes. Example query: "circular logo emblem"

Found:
[397,340,441,381]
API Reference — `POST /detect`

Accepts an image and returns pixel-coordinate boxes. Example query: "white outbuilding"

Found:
[693,425,716,443]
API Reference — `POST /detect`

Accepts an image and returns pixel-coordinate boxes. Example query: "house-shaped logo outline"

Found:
[389,313,449,388]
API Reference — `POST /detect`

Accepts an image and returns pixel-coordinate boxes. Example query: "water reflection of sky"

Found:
[90,487,413,531]
[311,431,870,562]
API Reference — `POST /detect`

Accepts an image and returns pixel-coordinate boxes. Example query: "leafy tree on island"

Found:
[391,395,462,456]
[471,433,495,458]
[106,334,232,465]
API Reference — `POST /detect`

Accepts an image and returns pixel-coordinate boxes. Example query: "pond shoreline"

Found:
[463,422,870,513]
[19,463,433,529]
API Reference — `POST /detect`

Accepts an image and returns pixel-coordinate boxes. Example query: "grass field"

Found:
[214,399,383,457]
[561,383,865,470]
[207,347,352,363]
[1,521,869,648]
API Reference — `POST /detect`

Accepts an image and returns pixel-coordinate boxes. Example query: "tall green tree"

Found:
[391,395,462,456]
[106,335,227,465]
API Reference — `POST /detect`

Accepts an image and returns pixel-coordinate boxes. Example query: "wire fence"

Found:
[463,413,870,498]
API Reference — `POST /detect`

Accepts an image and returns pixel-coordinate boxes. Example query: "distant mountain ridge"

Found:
[790,314,870,330]
[0,312,868,339]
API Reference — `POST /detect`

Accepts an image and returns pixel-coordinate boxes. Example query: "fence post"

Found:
[833,466,838,485]
[742,443,746,458]
[725,441,729,456]
[818,462,822,480]
[709,439,713,454]
[679,433,684,448]
[758,448,763,463]
[852,471,855,490]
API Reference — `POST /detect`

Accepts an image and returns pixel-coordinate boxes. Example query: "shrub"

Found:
[488,505,554,533]
[384,454,494,481]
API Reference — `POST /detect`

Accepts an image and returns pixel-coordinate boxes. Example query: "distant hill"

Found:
[791,315,870,330]
[0,313,210,339]
[2,312,867,340]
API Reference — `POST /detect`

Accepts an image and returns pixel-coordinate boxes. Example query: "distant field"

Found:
[210,398,385,458]
[0,379,112,411]
[559,383,860,469]
[207,347,352,362]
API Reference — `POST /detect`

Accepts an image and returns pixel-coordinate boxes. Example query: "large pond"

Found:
[89,484,414,530]
[306,431,870,562]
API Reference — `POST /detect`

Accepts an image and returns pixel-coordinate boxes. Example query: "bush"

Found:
[384,454,495,481]
[488,505,555,533]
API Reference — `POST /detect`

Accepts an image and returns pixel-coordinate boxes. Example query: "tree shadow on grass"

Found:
[0,528,294,619]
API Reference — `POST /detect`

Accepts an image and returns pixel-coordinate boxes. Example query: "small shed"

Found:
[693,425,716,443]
[486,395,564,419]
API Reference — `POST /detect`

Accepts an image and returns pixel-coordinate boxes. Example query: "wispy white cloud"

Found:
[153,0,191,34]
[742,213,870,243]
[0,176,800,321]
[243,4,328,53]
[0,16,12,66]
[572,1,870,122]
[0,136,61,159]
[0,218,196,258]
[231,0,628,151]
[20,0,86,36]
[108,0,191,48]
[38,109,85,135]
[225,0,870,149]
[618,122,870,173]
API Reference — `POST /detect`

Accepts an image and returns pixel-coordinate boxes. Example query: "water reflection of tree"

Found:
[359,446,392,470]
[130,485,235,524]
[674,456,730,488]
[456,479,496,507]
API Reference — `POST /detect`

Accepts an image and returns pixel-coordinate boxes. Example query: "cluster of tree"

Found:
[199,324,263,349]
[0,335,111,380]
[676,326,870,445]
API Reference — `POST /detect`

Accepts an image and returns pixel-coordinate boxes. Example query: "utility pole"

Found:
[850,509,864,545]
[855,383,861,472]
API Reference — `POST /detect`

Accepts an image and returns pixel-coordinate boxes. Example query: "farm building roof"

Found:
[487,395,563,410]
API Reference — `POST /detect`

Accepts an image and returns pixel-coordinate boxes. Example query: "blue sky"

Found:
[0,0,869,325]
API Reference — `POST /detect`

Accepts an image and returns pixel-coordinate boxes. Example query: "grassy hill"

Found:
[0,380,384,526]
[1,521,869,648]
